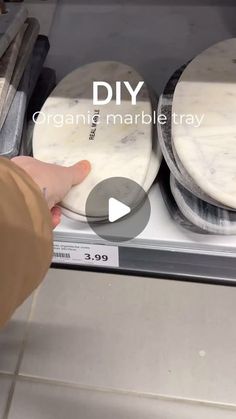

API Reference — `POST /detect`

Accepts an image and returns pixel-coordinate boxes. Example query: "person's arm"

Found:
[0,156,90,328]
[0,157,52,328]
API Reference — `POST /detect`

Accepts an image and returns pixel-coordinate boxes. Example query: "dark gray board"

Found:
[170,173,236,235]
[158,161,206,234]
[0,4,27,58]
[21,67,57,156]
[0,35,50,158]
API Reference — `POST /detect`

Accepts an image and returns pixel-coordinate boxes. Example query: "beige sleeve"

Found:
[0,157,53,328]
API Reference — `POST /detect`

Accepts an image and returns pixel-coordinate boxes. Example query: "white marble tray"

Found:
[33,61,162,218]
[158,64,232,210]
[172,38,236,210]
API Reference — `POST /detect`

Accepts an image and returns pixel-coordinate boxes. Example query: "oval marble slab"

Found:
[172,38,236,209]
[33,61,160,217]
[158,64,233,210]
[61,149,160,222]
[170,174,236,235]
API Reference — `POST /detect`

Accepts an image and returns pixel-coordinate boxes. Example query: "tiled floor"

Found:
[0,376,13,419]
[18,269,236,404]
[0,297,32,374]
[1,269,236,418]
[6,380,236,419]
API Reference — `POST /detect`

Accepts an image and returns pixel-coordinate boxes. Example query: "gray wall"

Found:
[47,0,236,93]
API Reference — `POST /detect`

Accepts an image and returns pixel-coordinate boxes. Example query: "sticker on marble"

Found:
[170,173,236,235]
[0,18,39,130]
[0,35,50,158]
[172,38,236,210]
[0,3,28,58]
[33,61,161,219]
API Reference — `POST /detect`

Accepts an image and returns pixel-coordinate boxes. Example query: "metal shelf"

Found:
[53,184,236,284]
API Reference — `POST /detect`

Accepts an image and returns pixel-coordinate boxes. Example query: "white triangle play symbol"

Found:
[108,198,131,223]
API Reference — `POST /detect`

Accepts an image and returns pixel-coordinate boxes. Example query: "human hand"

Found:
[11,156,91,228]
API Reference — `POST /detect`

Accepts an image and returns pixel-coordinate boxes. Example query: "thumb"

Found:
[70,160,91,186]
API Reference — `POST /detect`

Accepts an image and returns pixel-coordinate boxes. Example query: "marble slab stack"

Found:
[158,39,236,235]
[0,4,28,58]
[0,18,40,130]
[21,67,56,156]
[0,35,50,158]
[0,4,53,158]
[33,61,162,222]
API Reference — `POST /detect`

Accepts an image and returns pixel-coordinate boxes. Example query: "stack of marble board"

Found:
[0,3,52,158]
[33,61,163,222]
[158,39,236,235]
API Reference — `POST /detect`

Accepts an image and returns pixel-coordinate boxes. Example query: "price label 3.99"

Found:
[53,241,119,267]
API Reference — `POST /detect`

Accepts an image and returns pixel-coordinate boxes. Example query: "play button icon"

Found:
[85,177,151,242]
[108,198,131,223]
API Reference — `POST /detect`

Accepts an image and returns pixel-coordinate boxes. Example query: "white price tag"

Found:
[53,241,119,267]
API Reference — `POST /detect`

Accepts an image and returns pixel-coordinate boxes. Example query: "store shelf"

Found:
[43,0,236,282]
[53,184,236,283]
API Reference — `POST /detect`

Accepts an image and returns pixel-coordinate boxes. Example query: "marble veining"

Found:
[172,38,236,209]
[170,174,236,235]
[61,149,160,222]
[158,65,232,210]
[33,61,161,217]
[158,161,205,234]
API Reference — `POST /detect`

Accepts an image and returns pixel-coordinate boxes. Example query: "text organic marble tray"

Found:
[33,61,162,220]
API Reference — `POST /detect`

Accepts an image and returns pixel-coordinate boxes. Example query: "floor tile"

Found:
[8,380,236,419]
[20,269,236,405]
[0,376,13,419]
[0,297,32,373]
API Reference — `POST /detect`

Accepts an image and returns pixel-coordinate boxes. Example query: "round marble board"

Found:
[170,173,236,235]
[172,38,236,210]
[33,61,162,219]
[157,63,233,210]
